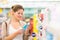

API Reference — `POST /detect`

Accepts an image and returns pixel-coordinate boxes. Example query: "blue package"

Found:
[23,23,29,30]
[46,31,53,40]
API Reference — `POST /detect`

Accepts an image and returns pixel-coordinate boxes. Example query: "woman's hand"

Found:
[17,28,24,34]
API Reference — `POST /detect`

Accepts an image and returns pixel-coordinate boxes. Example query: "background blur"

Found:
[0,0,60,40]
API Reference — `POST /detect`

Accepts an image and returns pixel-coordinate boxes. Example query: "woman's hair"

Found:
[11,5,24,12]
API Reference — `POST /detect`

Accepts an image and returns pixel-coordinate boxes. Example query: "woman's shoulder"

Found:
[2,18,10,27]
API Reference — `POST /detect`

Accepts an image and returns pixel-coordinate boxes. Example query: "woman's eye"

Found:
[18,13,23,15]
[21,13,23,15]
[18,13,20,14]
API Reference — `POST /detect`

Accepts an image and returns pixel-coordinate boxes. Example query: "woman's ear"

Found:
[10,9,14,15]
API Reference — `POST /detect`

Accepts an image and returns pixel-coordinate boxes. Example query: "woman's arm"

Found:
[4,30,21,40]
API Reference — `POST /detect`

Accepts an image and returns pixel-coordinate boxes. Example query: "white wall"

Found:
[0,1,60,8]
[47,3,60,40]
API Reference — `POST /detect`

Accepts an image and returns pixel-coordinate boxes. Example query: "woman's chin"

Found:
[18,18,22,20]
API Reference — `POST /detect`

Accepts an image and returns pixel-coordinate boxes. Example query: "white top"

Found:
[8,24,23,40]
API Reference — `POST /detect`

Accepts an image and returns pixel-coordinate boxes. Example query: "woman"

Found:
[2,5,26,40]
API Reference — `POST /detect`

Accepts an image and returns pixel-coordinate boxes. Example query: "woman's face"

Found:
[13,9,24,21]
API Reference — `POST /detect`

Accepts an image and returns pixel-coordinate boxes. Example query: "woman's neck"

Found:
[11,17,19,23]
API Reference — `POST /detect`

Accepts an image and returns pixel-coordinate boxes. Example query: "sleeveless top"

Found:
[8,24,23,40]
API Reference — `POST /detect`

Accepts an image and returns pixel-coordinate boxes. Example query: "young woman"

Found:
[2,5,26,40]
